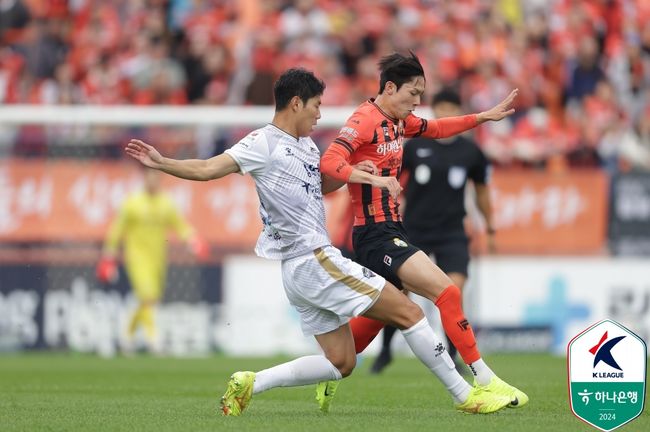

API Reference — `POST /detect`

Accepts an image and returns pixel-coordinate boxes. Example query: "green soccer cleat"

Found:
[316,380,340,413]
[474,376,529,408]
[220,371,255,416]
[455,385,511,414]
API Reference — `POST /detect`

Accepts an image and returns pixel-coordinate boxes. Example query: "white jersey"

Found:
[225,124,330,260]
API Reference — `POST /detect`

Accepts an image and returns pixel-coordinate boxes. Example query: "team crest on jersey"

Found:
[393,238,408,247]
[414,164,431,184]
[396,121,405,137]
[362,268,376,279]
[381,123,391,140]
[448,166,467,189]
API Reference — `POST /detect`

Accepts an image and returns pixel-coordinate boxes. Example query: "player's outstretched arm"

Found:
[416,89,519,139]
[476,89,519,123]
[125,139,240,181]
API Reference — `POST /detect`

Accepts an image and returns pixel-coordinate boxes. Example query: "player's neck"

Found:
[373,94,398,119]
[271,113,299,140]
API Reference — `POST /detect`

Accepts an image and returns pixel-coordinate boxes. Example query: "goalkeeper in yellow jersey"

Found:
[97,168,208,353]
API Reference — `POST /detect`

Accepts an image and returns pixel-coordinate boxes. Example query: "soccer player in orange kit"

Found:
[319,51,528,410]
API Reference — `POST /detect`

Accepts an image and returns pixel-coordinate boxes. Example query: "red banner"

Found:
[0,161,608,254]
[0,160,349,249]
[470,170,609,254]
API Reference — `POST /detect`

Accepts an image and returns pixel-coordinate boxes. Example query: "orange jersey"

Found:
[321,99,478,226]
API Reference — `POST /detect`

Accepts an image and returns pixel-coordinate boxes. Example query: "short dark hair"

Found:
[273,68,325,111]
[378,51,424,94]
[432,87,462,107]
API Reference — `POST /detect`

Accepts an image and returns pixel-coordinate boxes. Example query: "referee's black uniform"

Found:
[401,134,490,277]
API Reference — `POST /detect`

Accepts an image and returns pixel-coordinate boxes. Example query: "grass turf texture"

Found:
[1,353,647,431]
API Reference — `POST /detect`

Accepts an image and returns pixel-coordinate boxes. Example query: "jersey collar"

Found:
[268,123,299,141]
[369,98,398,123]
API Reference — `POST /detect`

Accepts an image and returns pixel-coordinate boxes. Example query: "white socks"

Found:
[252,355,342,394]
[249,321,496,403]
[468,358,496,386]
[401,317,471,403]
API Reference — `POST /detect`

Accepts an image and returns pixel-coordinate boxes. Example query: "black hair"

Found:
[273,68,325,111]
[378,51,425,94]
[432,87,462,107]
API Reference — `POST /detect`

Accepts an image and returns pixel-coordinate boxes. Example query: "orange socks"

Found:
[350,316,385,354]
[351,285,480,364]
[435,284,480,364]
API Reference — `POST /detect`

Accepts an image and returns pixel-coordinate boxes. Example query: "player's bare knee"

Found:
[393,300,424,329]
[339,361,355,378]
[403,301,425,327]
[406,301,424,322]
[327,352,356,377]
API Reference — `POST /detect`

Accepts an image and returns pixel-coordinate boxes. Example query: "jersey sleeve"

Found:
[468,143,491,185]
[404,113,478,139]
[321,110,375,181]
[224,131,269,176]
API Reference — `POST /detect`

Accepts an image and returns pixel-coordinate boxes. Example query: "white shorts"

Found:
[282,245,386,336]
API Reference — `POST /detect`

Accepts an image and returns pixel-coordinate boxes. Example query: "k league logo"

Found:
[590,331,625,377]
[568,319,647,431]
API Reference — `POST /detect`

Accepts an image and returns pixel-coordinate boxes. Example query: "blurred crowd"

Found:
[1,0,650,171]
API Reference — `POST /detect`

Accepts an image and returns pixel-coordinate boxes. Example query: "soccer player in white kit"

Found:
[124,68,510,416]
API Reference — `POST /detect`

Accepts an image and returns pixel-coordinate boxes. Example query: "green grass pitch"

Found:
[1,353,647,431]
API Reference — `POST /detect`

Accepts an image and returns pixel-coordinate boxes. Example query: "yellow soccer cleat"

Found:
[474,376,529,408]
[220,371,255,416]
[455,385,511,414]
[315,380,340,413]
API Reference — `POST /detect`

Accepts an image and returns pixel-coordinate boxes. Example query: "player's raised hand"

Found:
[372,176,402,201]
[476,89,519,123]
[125,139,164,168]
[354,160,379,175]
